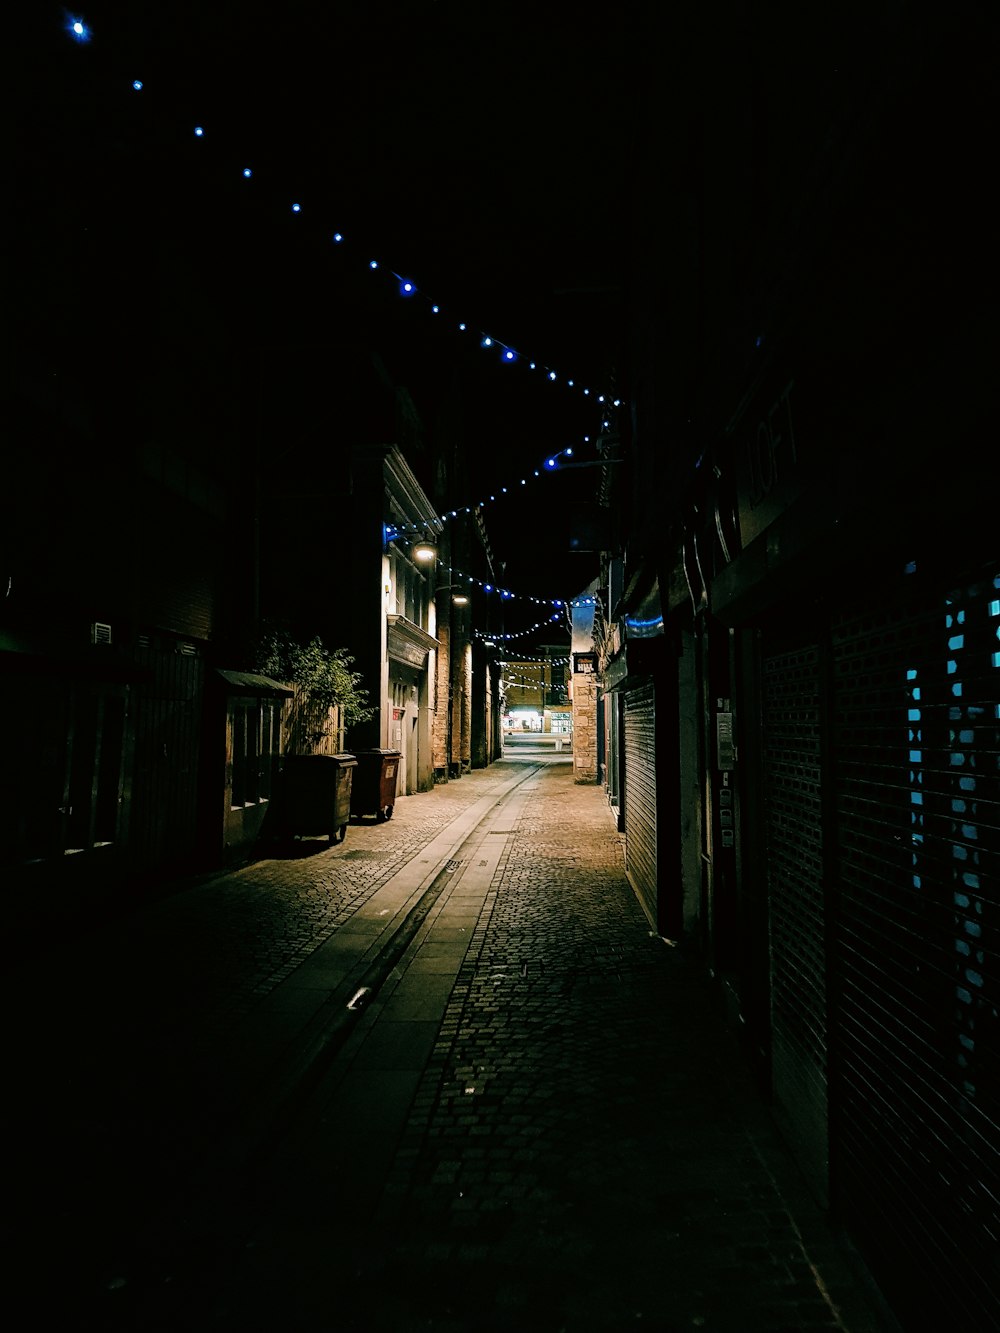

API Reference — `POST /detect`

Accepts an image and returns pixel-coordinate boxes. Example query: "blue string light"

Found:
[58,16,617,611]
[59,15,617,410]
[378,438,588,545]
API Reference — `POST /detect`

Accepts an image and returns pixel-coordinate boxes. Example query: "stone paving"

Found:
[5,757,902,1332]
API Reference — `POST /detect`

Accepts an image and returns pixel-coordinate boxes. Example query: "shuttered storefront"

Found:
[623,679,657,929]
[761,638,830,1206]
[757,564,999,1330]
[830,565,999,1333]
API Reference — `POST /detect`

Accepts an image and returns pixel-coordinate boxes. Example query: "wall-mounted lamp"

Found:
[436,584,470,606]
[412,540,437,563]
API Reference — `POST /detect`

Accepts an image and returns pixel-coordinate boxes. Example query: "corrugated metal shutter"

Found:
[831,566,1000,1332]
[762,639,829,1206]
[623,679,657,928]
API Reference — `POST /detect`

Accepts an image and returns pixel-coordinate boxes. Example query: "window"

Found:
[230,699,280,809]
[231,706,247,808]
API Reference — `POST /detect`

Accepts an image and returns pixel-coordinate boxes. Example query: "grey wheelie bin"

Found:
[349,748,401,822]
[278,753,357,843]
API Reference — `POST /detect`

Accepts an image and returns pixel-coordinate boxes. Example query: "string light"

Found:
[380,534,581,621]
[474,613,564,642]
[379,441,586,538]
[501,654,571,666]
[58,17,613,406]
[57,16,619,613]
[431,561,570,608]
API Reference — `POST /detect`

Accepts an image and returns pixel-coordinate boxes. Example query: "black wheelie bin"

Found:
[349,748,401,822]
[277,753,357,843]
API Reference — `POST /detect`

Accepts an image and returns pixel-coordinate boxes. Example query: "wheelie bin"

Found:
[349,748,401,822]
[277,753,357,843]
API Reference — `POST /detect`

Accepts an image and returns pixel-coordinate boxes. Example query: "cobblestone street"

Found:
[6,757,900,1332]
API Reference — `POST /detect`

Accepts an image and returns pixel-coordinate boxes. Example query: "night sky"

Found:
[14,3,643,625]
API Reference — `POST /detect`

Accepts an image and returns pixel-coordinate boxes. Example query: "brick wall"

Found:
[572,673,599,783]
[432,626,450,773]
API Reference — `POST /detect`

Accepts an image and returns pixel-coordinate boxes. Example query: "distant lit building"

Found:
[503,643,571,733]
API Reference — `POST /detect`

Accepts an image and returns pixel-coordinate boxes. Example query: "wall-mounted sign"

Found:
[574,653,597,674]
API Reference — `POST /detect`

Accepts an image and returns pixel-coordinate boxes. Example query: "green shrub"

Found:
[253,624,375,745]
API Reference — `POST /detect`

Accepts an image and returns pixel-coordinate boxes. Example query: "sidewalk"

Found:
[5,757,900,1332]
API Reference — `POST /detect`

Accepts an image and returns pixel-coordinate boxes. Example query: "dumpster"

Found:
[278,753,357,844]
[349,748,401,822]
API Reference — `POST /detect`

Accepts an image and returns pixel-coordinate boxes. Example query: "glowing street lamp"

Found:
[436,584,470,606]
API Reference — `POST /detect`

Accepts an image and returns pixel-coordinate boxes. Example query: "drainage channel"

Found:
[345,856,462,1013]
[242,760,546,1161]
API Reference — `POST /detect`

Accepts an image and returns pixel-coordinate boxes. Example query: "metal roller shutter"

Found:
[762,639,829,1206]
[831,566,1000,1332]
[623,679,657,928]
